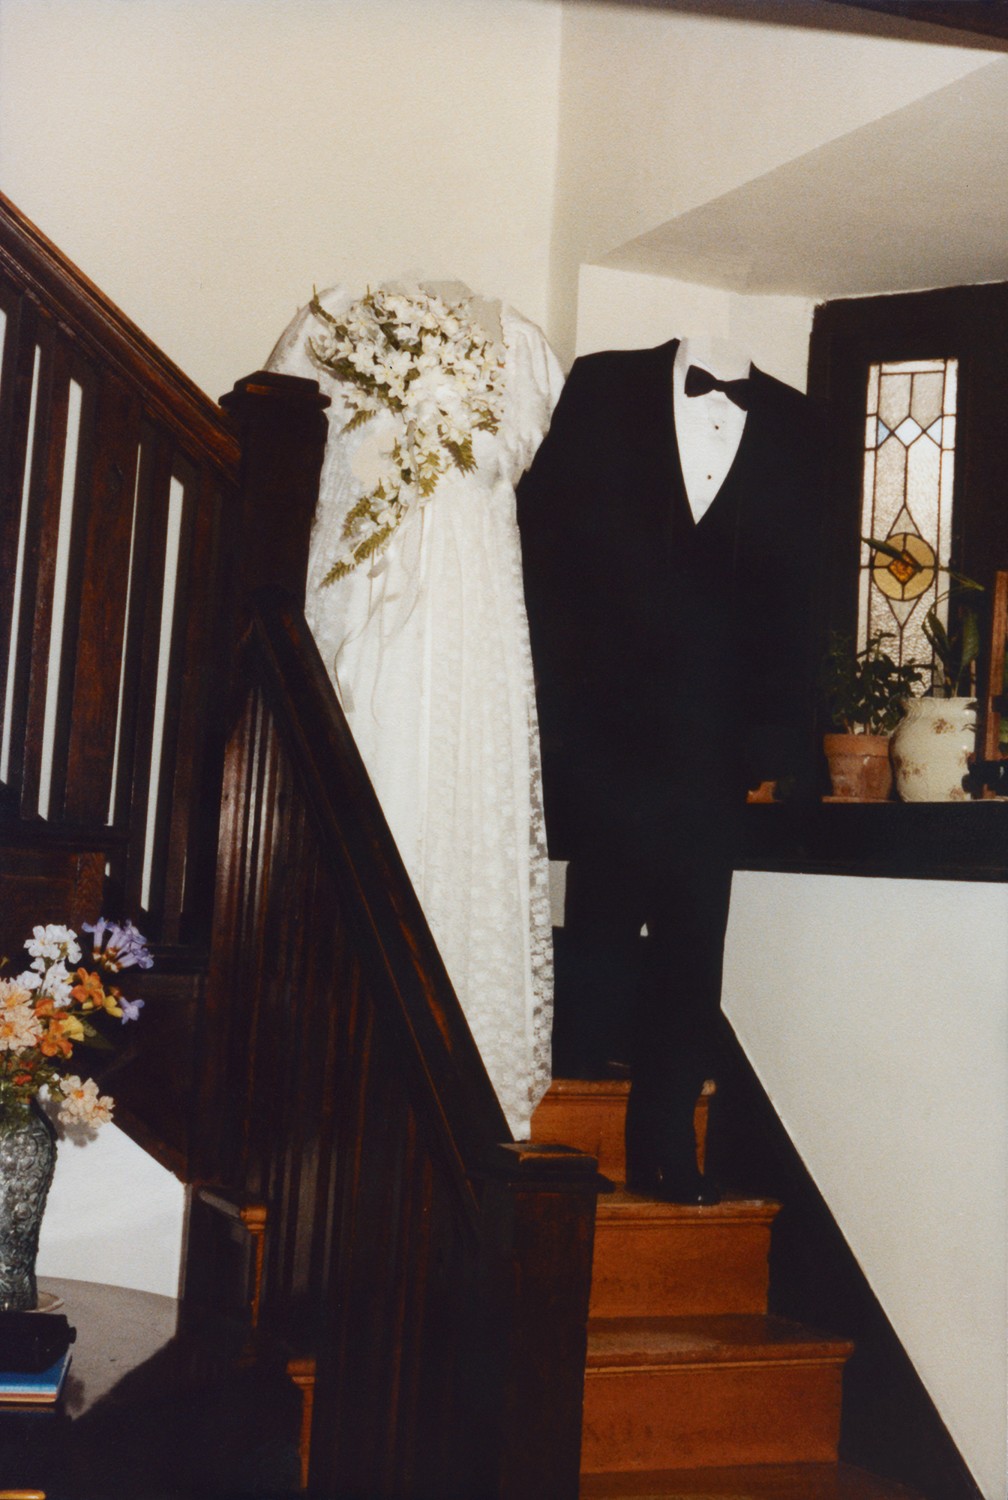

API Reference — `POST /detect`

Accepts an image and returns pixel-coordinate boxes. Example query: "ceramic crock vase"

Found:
[822,732,893,800]
[0,1101,57,1312]
[890,696,977,803]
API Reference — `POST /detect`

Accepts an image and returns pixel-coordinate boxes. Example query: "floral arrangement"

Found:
[0,921,150,1128]
[307,285,506,581]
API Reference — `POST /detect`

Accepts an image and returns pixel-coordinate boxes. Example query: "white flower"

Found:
[309,285,506,581]
[56,1076,113,1127]
[39,960,73,1008]
[0,981,42,1053]
[384,349,412,379]
[26,925,81,966]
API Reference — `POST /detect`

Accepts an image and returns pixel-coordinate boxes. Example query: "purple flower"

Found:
[119,997,145,1024]
[82,919,110,950]
[84,919,153,972]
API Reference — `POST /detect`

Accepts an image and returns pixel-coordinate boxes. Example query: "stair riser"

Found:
[531,1087,711,1180]
[590,1221,771,1318]
[581,1361,845,1472]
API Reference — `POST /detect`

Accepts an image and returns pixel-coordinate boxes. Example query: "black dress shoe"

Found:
[652,1162,721,1207]
[625,1146,720,1205]
[625,1119,721,1205]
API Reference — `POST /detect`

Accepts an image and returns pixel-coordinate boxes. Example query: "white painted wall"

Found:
[724,874,1008,1500]
[575,264,814,392]
[0,0,562,401]
[36,1124,186,1298]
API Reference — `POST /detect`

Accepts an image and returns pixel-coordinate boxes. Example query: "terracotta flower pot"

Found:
[823,732,893,800]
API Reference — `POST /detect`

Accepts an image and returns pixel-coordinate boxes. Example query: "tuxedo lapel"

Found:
[632,339,695,547]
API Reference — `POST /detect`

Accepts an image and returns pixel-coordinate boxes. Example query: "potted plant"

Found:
[866,537,985,801]
[819,631,922,799]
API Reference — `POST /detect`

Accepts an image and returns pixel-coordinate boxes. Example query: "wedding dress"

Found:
[265,284,563,1138]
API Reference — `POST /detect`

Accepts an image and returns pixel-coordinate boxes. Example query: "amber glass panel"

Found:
[858,358,957,680]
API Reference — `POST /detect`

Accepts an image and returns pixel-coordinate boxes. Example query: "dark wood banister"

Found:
[187,585,597,1497]
[245,590,511,1221]
[0,191,598,1496]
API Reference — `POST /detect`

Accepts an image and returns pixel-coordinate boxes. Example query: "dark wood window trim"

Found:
[742,282,1008,884]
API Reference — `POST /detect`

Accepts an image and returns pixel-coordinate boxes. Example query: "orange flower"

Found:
[39,1015,74,1058]
[71,969,105,1010]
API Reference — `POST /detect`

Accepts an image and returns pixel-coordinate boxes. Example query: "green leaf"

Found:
[923,609,951,659]
[961,608,981,670]
[308,291,345,332]
[863,535,907,563]
[946,570,985,593]
[343,408,376,433]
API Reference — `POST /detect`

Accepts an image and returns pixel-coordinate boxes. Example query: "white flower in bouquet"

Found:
[306,284,506,581]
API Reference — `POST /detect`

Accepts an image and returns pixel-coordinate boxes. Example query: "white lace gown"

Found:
[266,287,563,1138]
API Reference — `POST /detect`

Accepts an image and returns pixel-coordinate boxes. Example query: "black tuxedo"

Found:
[516,339,824,1184]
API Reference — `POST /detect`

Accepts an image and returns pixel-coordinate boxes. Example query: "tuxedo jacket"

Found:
[516,339,826,864]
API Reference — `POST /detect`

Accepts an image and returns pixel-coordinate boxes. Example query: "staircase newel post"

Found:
[473,1142,599,1500]
[218,370,330,615]
[188,371,329,1189]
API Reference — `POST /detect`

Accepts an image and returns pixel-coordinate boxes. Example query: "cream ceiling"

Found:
[601,53,1008,298]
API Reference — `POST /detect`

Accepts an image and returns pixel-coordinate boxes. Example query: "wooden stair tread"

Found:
[545,1078,633,1097]
[598,1190,780,1222]
[586,1315,854,1370]
[579,1461,924,1498]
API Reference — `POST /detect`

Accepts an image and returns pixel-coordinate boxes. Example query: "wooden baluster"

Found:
[60,366,141,825]
[4,317,74,817]
[161,465,231,944]
[0,290,39,806]
[119,432,174,929]
[135,452,201,937]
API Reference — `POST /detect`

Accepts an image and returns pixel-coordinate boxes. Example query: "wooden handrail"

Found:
[250,590,511,1199]
[0,189,238,474]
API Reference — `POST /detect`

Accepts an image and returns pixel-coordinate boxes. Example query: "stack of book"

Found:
[0,1346,72,1405]
[0,1311,75,1406]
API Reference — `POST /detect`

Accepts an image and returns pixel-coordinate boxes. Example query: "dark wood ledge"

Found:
[739,798,1008,883]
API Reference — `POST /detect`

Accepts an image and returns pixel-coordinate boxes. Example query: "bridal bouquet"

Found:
[0,921,150,1127]
[307,285,506,581]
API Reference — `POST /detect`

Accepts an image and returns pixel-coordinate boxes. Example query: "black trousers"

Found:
[553,844,734,1162]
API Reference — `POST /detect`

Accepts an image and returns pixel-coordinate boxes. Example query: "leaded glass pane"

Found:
[878,372,911,431]
[858,358,958,684]
[910,370,944,430]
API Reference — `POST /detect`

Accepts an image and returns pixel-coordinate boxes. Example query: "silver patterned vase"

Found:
[0,1101,57,1311]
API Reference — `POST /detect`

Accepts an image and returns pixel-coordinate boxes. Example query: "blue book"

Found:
[0,1348,72,1404]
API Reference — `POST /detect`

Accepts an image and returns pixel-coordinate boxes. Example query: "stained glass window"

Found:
[858,357,957,682]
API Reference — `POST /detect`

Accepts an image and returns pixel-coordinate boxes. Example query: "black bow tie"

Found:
[684,364,751,411]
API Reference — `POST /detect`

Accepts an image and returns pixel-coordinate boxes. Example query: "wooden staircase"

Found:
[531,1079,924,1500]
